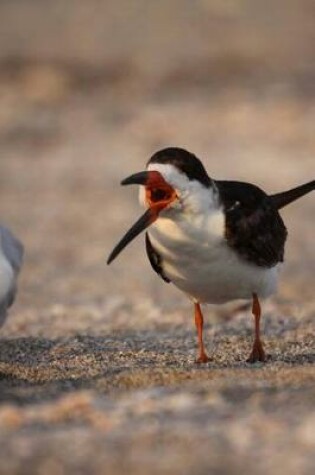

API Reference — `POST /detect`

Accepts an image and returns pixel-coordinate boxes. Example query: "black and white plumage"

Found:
[108,147,314,363]
[145,232,170,283]
[0,225,24,326]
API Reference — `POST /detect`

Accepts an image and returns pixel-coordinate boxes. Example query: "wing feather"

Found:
[0,225,24,274]
[216,180,287,267]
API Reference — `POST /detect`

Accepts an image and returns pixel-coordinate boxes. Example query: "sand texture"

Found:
[0,2,314,474]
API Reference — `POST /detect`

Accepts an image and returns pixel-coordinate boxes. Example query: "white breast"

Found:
[148,209,279,304]
[0,246,14,302]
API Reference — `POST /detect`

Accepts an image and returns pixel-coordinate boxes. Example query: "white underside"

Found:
[141,162,280,305]
[0,234,16,326]
[148,212,280,304]
[0,251,13,301]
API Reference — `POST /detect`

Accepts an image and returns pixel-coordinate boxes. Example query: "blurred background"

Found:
[0,0,314,315]
[0,2,314,474]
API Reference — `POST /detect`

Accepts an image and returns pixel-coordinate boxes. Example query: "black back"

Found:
[216,180,288,267]
[148,147,212,188]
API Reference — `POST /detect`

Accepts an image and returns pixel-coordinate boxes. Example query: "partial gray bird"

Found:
[107,147,314,363]
[0,225,24,326]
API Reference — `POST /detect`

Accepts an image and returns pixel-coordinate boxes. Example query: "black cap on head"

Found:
[148,147,212,188]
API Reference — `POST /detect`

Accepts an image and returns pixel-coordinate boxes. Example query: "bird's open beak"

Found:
[107,170,176,265]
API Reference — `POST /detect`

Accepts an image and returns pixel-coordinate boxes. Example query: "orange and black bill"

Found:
[107,170,176,265]
[107,207,157,265]
[107,171,155,265]
[121,171,149,186]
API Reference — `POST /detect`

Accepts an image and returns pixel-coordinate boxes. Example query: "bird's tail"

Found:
[270,180,314,210]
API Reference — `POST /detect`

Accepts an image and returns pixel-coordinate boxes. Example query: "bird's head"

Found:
[107,147,213,264]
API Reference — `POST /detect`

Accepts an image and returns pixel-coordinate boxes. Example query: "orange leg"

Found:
[194,303,210,363]
[247,293,266,363]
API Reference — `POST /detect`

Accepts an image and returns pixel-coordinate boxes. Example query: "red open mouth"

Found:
[107,171,177,264]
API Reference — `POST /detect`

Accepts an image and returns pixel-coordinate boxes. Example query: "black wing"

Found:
[215,180,288,268]
[145,232,170,283]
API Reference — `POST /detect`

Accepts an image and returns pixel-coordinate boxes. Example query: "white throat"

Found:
[139,162,220,216]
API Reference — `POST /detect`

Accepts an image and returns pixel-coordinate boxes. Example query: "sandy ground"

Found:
[0,2,314,474]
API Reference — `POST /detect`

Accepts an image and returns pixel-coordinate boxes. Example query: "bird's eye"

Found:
[150,188,168,202]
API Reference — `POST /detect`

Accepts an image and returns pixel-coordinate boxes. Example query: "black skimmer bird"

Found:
[0,225,24,327]
[107,147,314,363]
